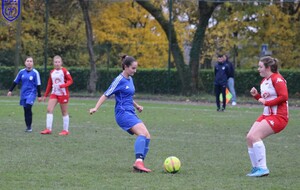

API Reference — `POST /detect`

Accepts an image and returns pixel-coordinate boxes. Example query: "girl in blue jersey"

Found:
[90,55,151,173]
[7,57,42,132]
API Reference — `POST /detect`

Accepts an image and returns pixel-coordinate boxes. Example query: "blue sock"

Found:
[134,135,146,160]
[144,139,150,160]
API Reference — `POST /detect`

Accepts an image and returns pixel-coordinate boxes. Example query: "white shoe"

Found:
[232,101,237,106]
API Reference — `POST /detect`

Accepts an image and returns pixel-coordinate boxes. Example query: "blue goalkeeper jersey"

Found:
[104,74,135,114]
[14,68,41,100]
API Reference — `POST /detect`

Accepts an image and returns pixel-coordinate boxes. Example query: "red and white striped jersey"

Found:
[254,73,288,119]
[44,67,73,97]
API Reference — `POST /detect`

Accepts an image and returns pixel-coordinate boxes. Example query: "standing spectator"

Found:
[246,56,288,177]
[214,54,229,111]
[89,55,152,173]
[224,55,237,106]
[7,56,42,132]
[40,55,73,136]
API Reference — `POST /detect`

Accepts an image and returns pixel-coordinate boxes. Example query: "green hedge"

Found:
[200,69,300,97]
[1,66,299,96]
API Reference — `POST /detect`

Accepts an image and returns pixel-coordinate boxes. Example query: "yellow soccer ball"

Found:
[163,156,181,173]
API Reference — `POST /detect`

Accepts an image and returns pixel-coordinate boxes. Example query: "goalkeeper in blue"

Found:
[90,55,151,173]
[7,56,42,132]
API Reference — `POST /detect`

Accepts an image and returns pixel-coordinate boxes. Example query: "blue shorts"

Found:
[115,110,142,135]
[20,96,36,107]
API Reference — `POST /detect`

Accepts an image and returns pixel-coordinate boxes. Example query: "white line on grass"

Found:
[0,98,263,114]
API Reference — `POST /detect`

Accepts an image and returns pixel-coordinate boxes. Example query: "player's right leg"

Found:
[130,123,151,173]
[41,98,58,134]
[23,103,33,132]
[59,102,69,136]
[246,120,274,177]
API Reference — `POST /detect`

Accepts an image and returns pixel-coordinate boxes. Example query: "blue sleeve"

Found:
[104,75,123,97]
[34,69,41,86]
[14,70,23,84]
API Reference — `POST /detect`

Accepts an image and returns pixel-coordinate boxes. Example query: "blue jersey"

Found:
[104,74,141,133]
[14,68,41,103]
[105,74,135,113]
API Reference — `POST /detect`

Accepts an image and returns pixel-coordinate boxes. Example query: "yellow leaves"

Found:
[91,1,169,68]
[204,17,237,59]
[1,1,299,69]
[201,3,300,69]
[0,17,17,49]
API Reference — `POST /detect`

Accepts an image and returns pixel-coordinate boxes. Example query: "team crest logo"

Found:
[2,0,21,22]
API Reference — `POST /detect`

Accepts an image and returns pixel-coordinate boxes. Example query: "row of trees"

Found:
[0,0,299,94]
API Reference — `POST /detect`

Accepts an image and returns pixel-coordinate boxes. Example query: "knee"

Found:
[140,132,150,139]
[61,107,69,116]
[24,106,32,115]
[62,112,68,116]
[143,127,151,139]
[246,133,256,145]
[139,132,150,139]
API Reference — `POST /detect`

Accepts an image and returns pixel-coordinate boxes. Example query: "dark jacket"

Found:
[214,62,229,86]
[225,60,235,78]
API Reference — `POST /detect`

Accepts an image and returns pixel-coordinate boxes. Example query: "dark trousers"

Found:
[23,104,32,129]
[215,84,226,109]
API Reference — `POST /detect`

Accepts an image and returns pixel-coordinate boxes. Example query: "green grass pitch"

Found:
[0,96,300,190]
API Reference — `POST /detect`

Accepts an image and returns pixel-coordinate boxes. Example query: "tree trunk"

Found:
[136,1,191,95]
[189,2,221,93]
[78,0,98,93]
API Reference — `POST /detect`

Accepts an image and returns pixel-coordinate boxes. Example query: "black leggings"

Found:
[23,104,32,128]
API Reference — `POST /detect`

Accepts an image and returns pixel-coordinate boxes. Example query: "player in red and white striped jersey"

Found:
[41,55,73,136]
[246,56,288,177]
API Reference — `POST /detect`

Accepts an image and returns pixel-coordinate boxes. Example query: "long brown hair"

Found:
[121,55,136,70]
[260,56,278,73]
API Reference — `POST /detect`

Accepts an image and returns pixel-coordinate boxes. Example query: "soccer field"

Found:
[0,96,299,190]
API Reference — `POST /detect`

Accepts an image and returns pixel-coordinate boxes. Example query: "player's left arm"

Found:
[134,101,143,113]
[265,77,288,106]
[60,69,73,88]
